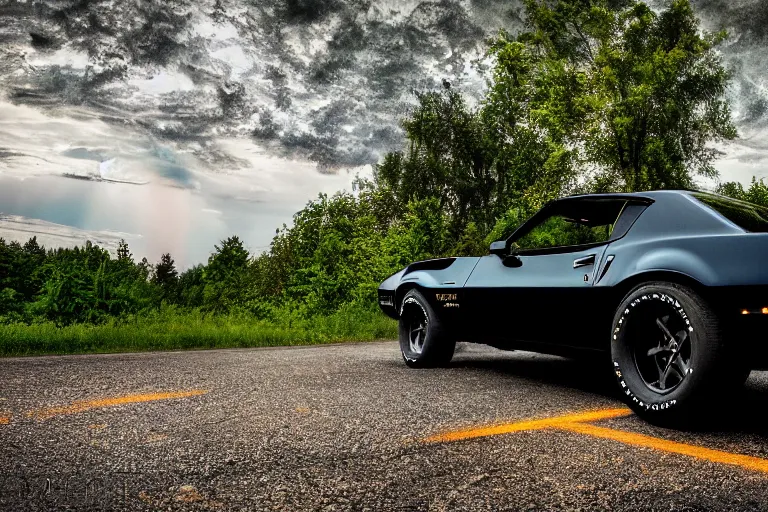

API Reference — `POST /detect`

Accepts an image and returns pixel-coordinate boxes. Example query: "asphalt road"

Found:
[2,342,768,511]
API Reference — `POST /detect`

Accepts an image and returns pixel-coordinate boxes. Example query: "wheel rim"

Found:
[407,305,428,355]
[628,302,693,394]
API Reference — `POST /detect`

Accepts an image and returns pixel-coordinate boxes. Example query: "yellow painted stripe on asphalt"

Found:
[425,408,632,443]
[560,422,768,474]
[0,415,10,425]
[27,390,208,421]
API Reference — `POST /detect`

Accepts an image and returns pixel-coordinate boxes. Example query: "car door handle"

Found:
[573,254,596,268]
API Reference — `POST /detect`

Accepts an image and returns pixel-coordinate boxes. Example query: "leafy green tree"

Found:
[375,91,497,233]
[0,287,25,323]
[489,0,737,193]
[33,241,108,324]
[482,37,579,212]
[453,222,487,257]
[280,192,367,313]
[205,237,250,283]
[0,239,23,306]
[117,239,132,261]
[202,236,250,311]
[0,239,11,290]
[33,262,100,325]
[177,265,206,308]
[0,237,47,307]
[153,253,178,301]
[31,240,155,325]
[589,0,736,190]
[397,197,451,262]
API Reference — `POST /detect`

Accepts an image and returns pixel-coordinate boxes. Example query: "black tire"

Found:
[398,289,456,368]
[610,282,747,427]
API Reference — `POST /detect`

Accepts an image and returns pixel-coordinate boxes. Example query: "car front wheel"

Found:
[610,282,749,426]
[398,289,455,368]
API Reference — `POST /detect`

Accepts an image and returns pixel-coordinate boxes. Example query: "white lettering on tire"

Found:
[612,292,691,412]
[401,295,430,361]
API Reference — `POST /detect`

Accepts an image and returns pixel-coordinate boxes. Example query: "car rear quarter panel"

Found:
[600,233,768,365]
[601,234,768,289]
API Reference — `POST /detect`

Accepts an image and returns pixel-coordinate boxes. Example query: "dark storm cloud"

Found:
[677,0,768,135]
[0,0,194,98]
[43,0,194,67]
[2,0,766,170]
[689,0,768,44]
[282,0,345,24]
[0,0,522,169]
[267,0,503,166]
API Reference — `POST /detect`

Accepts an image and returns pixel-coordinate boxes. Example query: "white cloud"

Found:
[127,71,196,95]
[0,101,364,266]
[193,20,240,41]
[26,47,89,69]
[210,45,251,80]
[0,213,136,256]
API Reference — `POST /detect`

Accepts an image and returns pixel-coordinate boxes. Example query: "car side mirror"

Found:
[490,241,522,267]
[502,254,523,268]
[489,241,507,257]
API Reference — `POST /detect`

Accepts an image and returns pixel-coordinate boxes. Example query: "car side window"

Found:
[509,199,631,253]
[512,214,614,252]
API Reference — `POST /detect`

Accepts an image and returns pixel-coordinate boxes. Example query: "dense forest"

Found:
[1,0,766,354]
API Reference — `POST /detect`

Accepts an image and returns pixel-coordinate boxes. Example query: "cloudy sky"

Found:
[0,0,767,267]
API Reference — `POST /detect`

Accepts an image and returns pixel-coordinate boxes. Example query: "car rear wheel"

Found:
[399,289,455,368]
[610,282,748,426]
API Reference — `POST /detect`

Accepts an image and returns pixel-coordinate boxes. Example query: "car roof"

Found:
[558,189,691,202]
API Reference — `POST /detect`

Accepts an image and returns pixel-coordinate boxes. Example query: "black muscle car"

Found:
[378,190,768,424]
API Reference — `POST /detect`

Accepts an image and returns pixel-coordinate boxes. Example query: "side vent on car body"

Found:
[403,258,456,276]
[597,255,615,283]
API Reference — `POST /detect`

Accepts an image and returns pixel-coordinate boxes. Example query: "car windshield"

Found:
[691,193,768,233]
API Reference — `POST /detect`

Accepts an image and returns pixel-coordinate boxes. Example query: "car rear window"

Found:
[691,192,768,233]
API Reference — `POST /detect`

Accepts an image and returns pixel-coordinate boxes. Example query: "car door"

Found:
[463,197,635,349]
[463,244,607,347]
[514,245,608,345]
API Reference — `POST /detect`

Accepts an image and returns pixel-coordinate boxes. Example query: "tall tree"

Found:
[153,253,179,302]
[486,0,737,194]
[202,236,250,311]
[117,239,132,262]
[482,35,580,212]
[153,253,178,287]
[374,91,501,234]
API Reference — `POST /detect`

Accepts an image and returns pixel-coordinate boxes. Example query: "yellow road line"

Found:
[425,408,632,443]
[560,422,768,474]
[0,415,10,425]
[27,390,208,421]
[427,407,768,475]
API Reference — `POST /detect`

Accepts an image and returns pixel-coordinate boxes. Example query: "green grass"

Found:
[0,304,398,357]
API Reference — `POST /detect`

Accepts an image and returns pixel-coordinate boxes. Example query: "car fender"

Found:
[393,257,481,310]
[631,247,718,285]
[599,243,717,290]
